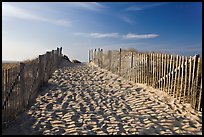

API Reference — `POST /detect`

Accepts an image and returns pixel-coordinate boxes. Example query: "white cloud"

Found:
[74,32,120,38]
[2,3,71,27]
[90,33,120,38]
[63,2,106,11]
[126,2,168,11]
[74,32,159,39]
[124,33,159,39]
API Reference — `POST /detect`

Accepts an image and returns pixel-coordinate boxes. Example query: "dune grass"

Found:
[2,58,36,70]
[2,63,19,70]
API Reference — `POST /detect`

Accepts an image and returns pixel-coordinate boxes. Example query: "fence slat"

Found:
[194,57,200,110]
[176,56,182,99]
[7,69,11,122]
[160,54,164,90]
[192,55,199,109]
[197,65,202,111]
[173,55,179,98]
[163,54,167,91]
[182,57,188,103]
[189,55,198,107]
[4,69,8,122]
[153,54,156,86]
[187,57,193,103]
[158,54,161,89]
[142,54,144,84]
[166,54,170,93]
[11,68,16,120]
[167,55,173,94]
[178,56,185,102]
[139,53,141,83]
[155,53,158,88]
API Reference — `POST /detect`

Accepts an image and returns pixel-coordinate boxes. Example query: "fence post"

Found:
[20,63,25,108]
[178,56,185,102]
[44,52,49,82]
[173,55,179,98]
[183,56,188,102]
[94,49,97,64]
[51,50,55,71]
[168,55,173,94]
[156,53,159,88]
[101,49,103,68]
[91,49,93,63]
[191,54,199,109]
[152,53,155,87]
[54,49,58,67]
[197,66,202,111]
[195,57,200,111]
[38,55,44,86]
[88,50,90,63]
[130,51,134,68]
[163,54,167,91]
[97,48,99,67]
[175,55,182,99]
[60,47,62,55]
[146,54,150,85]
[119,48,121,76]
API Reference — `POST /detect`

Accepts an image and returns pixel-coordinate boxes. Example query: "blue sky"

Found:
[2,2,202,62]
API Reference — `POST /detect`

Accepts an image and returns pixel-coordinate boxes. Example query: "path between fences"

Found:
[2,59,202,135]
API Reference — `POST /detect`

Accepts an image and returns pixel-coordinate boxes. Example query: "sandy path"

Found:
[2,59,202,135]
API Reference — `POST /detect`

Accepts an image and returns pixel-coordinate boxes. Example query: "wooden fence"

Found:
[89,48,202,112]
[2,47,63,127]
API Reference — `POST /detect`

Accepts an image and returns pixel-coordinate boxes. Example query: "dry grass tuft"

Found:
[2,57,37,70]
[2,63,19,70]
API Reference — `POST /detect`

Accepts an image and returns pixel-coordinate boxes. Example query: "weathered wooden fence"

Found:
[2,47,63,127]
[89,48,202,112]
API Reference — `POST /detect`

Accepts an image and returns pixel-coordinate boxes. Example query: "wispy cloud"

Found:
[90,33,119,38]
[2,3,71,27]
[63,2,106,11]
[126,2,168,11]
[74,32,120,38]
[74,32,159,39]
[119,15,134,24]
[123,33,159,39]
